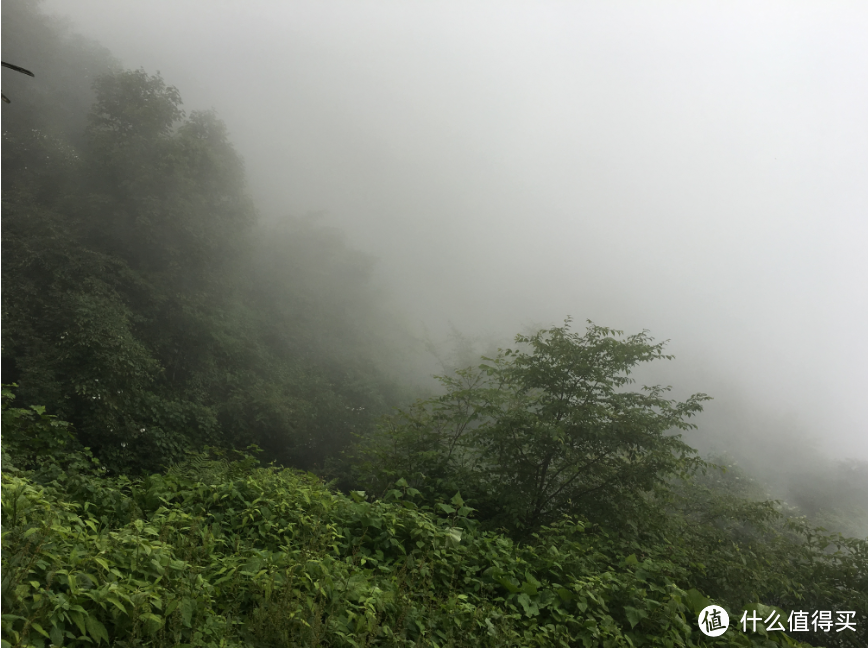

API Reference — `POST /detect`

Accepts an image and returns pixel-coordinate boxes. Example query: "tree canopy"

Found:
[351,320,710,533]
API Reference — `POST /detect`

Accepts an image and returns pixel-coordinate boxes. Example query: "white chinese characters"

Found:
[699,607,857,637]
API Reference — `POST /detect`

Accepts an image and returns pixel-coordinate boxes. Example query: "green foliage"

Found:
[2,442,823,648]
[352,320,710,533]
[1,385,75,473]
[4,386,862,648]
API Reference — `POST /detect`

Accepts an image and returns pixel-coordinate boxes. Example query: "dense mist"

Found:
[3,0,865,510]
[21,0,865,522]
[28,0,866,465]
[3,0,866,507]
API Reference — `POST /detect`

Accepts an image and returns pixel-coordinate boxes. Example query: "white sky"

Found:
[41,0,868,461]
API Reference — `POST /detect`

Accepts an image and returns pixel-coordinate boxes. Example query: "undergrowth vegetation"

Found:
[2,389,866,647]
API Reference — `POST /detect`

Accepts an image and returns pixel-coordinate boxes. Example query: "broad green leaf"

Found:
[85,616,109,645]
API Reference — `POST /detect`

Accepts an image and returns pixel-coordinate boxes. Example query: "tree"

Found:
[354,320,710,533]
[84,70,254,280]
[2,68,251,473]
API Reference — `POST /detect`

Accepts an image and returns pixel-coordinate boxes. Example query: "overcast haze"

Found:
[40,0,868,463]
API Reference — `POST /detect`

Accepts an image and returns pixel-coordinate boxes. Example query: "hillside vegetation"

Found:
[2,2,866,647]
[2,0,422,476]
[2,393,865,648]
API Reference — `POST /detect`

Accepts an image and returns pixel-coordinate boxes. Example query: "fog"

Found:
[39,0,868,468]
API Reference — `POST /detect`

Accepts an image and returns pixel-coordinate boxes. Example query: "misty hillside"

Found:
[1,0,430,476]
[2,2,867,647]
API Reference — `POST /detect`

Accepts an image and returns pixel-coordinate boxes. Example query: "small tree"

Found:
[356,320,710,534]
